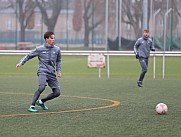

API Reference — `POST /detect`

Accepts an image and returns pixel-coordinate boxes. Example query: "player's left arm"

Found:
[56,48,62,78]
[150,38,155,51]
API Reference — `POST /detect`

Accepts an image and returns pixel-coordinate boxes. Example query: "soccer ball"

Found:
[156,103,168,114]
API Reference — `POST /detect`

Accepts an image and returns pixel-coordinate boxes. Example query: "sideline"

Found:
[0,92,120,118]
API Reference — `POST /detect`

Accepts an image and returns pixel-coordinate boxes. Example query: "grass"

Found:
[1,55,181,78]
[0,55,181,137]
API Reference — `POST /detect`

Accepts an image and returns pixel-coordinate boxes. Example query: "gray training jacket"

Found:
[19,43,61,77]
[134,37,154,58]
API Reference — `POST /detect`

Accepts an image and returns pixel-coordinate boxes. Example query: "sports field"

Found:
[0,55,181,137]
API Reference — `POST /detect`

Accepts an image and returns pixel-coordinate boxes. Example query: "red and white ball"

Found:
[156,103,168,114]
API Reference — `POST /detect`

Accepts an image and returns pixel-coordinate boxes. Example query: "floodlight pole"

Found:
[66,0,69,50]
[118,0,122,50]
[153,9,161,79]
[15,1,19,50]
[105,0,110,78]
[150,0,153,35]
[163,8,172,79]
[143,0,148,30]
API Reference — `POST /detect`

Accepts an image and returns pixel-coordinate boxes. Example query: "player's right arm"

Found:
[134,38,141,59]
[16,48,39,69]
[16,64,21,69]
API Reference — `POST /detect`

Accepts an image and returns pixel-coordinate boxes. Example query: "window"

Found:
[127,24,131,30]
[7,20,12,30]
[36,18,42,27]
[159,19,163,27]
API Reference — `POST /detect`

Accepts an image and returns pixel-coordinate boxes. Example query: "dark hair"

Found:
[44,31,55,40]
[143,29,149,33]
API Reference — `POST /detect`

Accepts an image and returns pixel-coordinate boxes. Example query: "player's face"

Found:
[143,31,149,38]
[46,35,55,46]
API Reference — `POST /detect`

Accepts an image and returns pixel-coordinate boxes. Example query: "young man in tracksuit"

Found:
[16,31,62,112]
[134,29,155,87]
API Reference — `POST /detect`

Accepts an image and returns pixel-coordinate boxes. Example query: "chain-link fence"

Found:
[0,0,180,51]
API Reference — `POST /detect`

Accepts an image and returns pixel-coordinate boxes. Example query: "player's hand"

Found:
[135,54,139,59]
[151,49,155,51]
[16,64,21,69]
[57,72,62,78]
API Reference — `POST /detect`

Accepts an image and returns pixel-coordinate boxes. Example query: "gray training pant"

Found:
[31,74,60,106]
[138,58,148,82]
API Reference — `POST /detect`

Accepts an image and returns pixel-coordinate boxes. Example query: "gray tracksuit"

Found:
[19,43,61,77]
[134,36,155,84]
[134,37,154,58]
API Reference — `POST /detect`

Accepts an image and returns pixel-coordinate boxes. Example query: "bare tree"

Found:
[0,0,36,42]
[72,0,82,32]
[122,0,181,39]
[17,0,36,42]
[173,0,181,17]
[122,0,143,38]
[83,0,105,47]
[35,0,63,32]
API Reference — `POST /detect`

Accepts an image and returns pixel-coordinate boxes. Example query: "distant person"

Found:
[134,29,155,87]
[16,31,62,112]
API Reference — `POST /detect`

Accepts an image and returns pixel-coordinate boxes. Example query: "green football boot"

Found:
[28,107,38,112]
[36,100,48,110]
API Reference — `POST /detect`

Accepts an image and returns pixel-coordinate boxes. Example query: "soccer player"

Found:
[16,31,62,112]
[134,29,155,87]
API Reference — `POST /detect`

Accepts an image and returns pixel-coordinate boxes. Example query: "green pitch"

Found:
[0,55,181,78]
[0,55,181,137]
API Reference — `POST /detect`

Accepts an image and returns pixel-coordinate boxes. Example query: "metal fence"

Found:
[1,49,181,79]
[0,0,180,51]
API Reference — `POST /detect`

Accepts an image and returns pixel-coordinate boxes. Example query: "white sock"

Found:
[39,100,43,104]
[30,105,35,108]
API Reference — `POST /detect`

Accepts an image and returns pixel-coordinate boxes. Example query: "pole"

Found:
[143,0,148,30]
[91,0,94,50]
[98,68,101,78]
[116,0,118,36]
[170,1,173,51]
[118,0,122,50]
[150,0,153,35]
[41,13,43,44]
[163,8,172,79]
[153,9,161,79]
[15,1,18,50]
[105,0,110,78]
[66,0,69,50]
